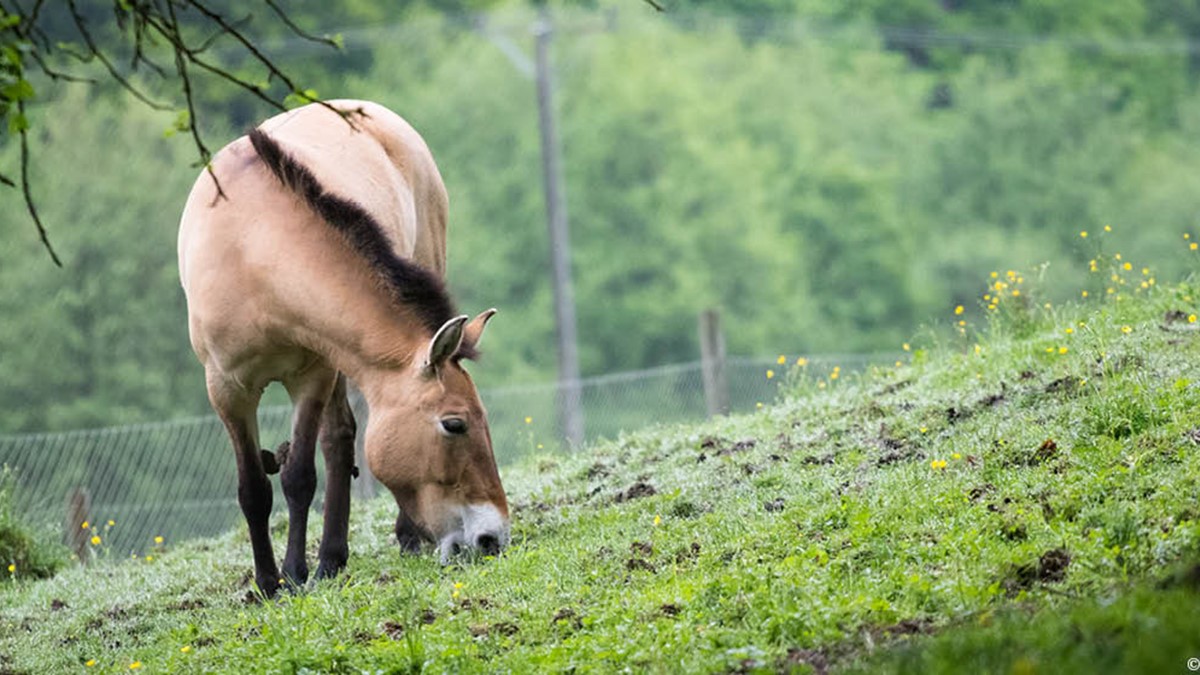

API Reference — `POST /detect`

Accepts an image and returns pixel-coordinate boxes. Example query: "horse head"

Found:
[364,309,510,563]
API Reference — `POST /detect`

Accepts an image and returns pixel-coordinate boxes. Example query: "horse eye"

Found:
[440,417,468,435]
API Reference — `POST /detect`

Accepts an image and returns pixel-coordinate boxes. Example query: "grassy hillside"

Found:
[4,262,1200,673]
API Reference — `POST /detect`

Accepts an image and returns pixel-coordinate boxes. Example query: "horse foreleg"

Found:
[315,373,356,580]
[280,367,337,587]
[209,375,280,597]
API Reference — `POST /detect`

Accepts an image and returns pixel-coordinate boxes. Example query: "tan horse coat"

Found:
[178,100,508,594]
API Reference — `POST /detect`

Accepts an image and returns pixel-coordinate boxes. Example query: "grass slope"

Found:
[5,281,1200,673]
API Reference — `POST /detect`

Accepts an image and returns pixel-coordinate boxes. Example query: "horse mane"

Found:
[248,127,475,357]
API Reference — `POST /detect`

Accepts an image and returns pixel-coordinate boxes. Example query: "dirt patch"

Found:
[979,390,1006,407]
[470,621,518,637]
[49,598,67,611]
[1186,428,1200,445]
[627,540,656,572]
[659,603,681,617]
[781,647,830,675]
[1019,369,1036,380]
[967,483,996,502]
[1004,547,1071,594]
[699,436,725,450]
[801,453,834,465]
[717,439,758,457]
[946,405,971,424]
[457,597,493,611]
[616,481,657,502]
[1034,438,1058,462]
[874,617,934,638]
[381,621,405,640]
[1044,377,1075,394]
[551,608,583,630]
[674,542,701,564]
[625,558,656,572]
[764,497,786,513]
[630,541,654,557]
[419,608,437,625]
[586,462,610,479]
[167,599,205,611]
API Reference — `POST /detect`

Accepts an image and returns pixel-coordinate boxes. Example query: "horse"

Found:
[177,99,509,596]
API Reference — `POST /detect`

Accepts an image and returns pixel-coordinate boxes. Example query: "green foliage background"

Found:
[3,0,1200,433]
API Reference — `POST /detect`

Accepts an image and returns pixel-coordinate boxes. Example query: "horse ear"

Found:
[423,315,469,376]
[462,308,497,352]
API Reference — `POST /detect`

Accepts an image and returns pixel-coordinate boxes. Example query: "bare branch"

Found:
[164,0,224,202]
[264,0,341,49]
[0,171,14,188]
[67,0,171,110]
[17,99,62,267]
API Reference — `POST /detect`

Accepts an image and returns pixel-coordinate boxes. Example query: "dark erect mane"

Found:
[248,127,461,340]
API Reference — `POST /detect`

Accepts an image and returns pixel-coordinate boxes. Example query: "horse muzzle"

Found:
[437,502,510,564]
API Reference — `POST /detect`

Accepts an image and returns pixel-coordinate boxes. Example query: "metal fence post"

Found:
[699,309,730,416]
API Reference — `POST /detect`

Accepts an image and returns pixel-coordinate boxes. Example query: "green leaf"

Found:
[0,78,34,102]
[7,111,27,134]
[283,88,320,109]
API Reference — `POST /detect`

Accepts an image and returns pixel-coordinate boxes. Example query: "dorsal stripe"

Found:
[247,127,460,340]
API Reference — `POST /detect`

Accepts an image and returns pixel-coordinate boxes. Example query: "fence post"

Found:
[65,486,91,563]
[699,309,730,416]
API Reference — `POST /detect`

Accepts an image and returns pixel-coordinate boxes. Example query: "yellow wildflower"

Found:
[86,660,96,668]
[653,515,662,526]
[1079,231,1088,238]
[1104,225,1112,232]
[1081,291,1088,298]
[990,271,998,278]
[1012,290,1020,297]
[107,520,115,527]
[90,536,101,546]
[766,369,775,380]
[757,400,766,407]
[930,459,947,470]
[1193,242,1199,251]
[181,646,192,654]
[776,355,786,365]
[1059,347,1068,354]
[1189,315,1197,324]
[796,356,808,366]
[1065,327,1074,334]
[952,453,962,460]
[1123,262,1132,271]
[145,556,154,562]
[954,305,964,315]
[154,536,163,545]
[6,563,14,573]
[524,416,532,425]
[894,361,902,367]
[130,663,142,671]
[902,343,910,351]
[81,521,89,529]
[1121,325,1132,334]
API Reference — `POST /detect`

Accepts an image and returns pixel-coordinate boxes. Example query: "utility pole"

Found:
[533,10,585,447]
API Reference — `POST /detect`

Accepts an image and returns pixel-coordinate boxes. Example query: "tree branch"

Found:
[17,98,62,267]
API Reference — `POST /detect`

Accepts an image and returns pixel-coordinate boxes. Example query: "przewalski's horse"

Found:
[178,100,509,596]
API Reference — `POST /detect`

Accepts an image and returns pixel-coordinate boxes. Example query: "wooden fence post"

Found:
[65,487,91,563]
[699,309,730,417]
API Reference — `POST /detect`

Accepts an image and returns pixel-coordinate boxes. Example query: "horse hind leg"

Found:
[315,373,356,580]
[207,373,281,597]
[279,366,338,587]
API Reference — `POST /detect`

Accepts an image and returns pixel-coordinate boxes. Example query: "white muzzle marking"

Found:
[437,502,510,564]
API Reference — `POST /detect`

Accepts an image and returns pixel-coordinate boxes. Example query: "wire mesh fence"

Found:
[0,353,888,555]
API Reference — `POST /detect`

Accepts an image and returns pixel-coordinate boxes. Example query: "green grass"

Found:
[5,279,1200,673]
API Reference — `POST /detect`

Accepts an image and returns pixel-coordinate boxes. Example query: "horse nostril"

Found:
[476,533,501,556]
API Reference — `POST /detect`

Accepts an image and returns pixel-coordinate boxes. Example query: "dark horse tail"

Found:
[248,126,460,338]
